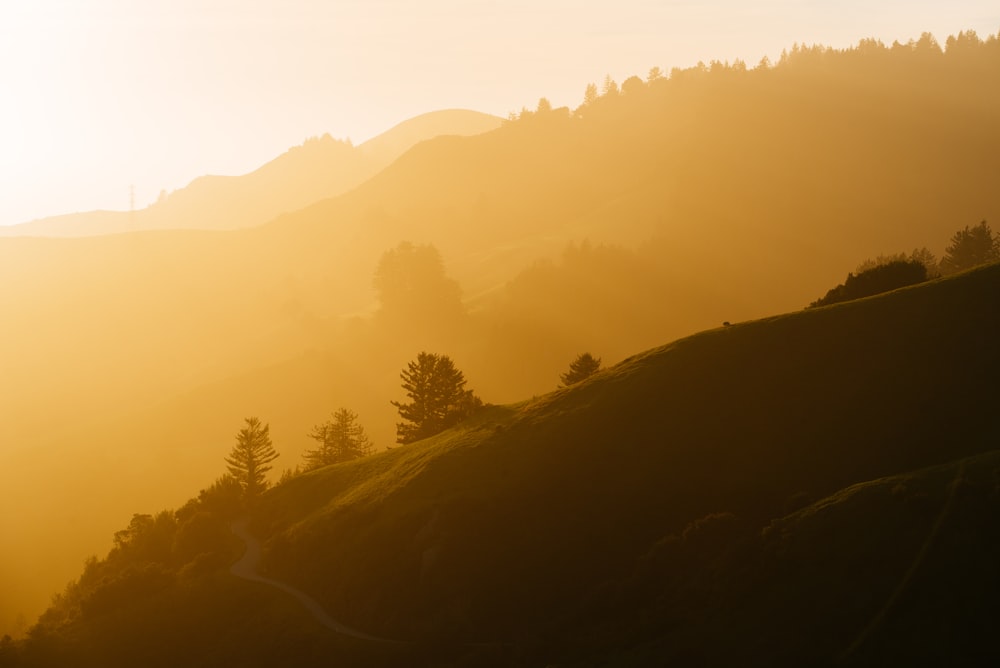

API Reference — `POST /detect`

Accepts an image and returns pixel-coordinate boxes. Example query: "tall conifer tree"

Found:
[225,417,279,501]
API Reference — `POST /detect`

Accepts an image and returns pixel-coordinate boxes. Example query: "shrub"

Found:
[810,260,928,307]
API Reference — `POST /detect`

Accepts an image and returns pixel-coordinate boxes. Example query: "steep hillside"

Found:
[3,33,999,635]
[0,109,501,237]
[10,262,1000,667]
[253,262,1000,650]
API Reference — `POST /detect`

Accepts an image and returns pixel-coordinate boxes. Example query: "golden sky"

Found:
[1,0,997,226]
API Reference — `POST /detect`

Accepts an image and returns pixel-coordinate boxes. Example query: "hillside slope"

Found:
[250,262,1000,661]
[0,109,501,237]
[9,262,1000,667]
[3,34,1000,638]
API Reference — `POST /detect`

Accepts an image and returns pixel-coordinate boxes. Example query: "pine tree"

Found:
[225,417,279,501]
[560,353,602,387]
[303,408,373,470]
[391,352,482,444]
[940,220,999,274]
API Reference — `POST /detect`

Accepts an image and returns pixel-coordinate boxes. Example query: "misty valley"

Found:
[2,29,1000,667]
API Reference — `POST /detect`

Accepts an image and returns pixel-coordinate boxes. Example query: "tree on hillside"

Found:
[601,74,619,97]
[560,353,602,387]
[391,352,482,444]
[225,417,279,502]
[939,221,999,274]
[373,242,465,327]
[303,408,373,470]
[856,247,939,278]
[621,75,645,96]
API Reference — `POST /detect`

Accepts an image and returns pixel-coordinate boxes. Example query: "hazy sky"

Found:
[1,0,997,227]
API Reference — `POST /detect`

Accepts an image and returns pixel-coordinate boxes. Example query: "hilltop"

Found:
[7,262,1000,667]
[0,109,501,237]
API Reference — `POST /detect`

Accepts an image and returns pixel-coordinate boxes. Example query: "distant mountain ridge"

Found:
[0,109,502,237]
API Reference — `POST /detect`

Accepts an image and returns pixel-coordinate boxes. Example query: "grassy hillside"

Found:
[3,32,1000,635]
[578,447,1000,666]
[11,265,1000,666]
[252,263,1000,648]
[7,262,1000,666]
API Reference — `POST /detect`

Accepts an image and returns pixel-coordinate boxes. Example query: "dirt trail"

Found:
[839,460,968,661]
[229,519,392,642]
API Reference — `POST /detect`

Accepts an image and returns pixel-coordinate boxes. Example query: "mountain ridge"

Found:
[0,109,502,237]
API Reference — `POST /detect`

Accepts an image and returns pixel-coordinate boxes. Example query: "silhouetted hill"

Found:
[253,263,1000,655]
[3,30,999,637]
[10,262,1000,667]
[0,109,501,237]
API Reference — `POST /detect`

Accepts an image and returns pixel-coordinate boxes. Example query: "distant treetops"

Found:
[506,29,1000,124]
[811,220,999,308]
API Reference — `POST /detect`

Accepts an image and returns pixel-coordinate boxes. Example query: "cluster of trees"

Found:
[303,409,373,468]
[223,349,605,496]
[223,224,997,496]
[509,29,1000,124]
[811,221,999,307]
[224,410,375,501]
[810,259,930,308]
[15,474,247,651]
[13,344,603,649]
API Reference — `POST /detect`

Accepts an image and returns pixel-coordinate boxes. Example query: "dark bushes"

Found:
[810,260,927,307]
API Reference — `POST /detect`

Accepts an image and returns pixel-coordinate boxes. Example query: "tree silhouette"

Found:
[602,74,619,97]
[225,417,279,502]
[621,75,645,96]
[391,352,482,444]
[809,260,928,307]
[373,242,464,327]
[940,221,999,274]
[303,408,372,469]
[560,353,602,387]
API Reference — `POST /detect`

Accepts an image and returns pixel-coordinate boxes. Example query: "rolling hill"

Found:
[2,32,999,639]
[8,262,1000,667]
[0,109,502,237]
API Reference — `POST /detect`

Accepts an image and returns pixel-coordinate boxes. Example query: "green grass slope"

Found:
[252,262,1000,659]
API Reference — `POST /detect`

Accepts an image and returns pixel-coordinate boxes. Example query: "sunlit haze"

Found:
[3,0,1000,662]
[0,0,996,226]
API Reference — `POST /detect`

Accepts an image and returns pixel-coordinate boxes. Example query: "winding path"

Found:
[838,460,968,662]
[229,519,393,642]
